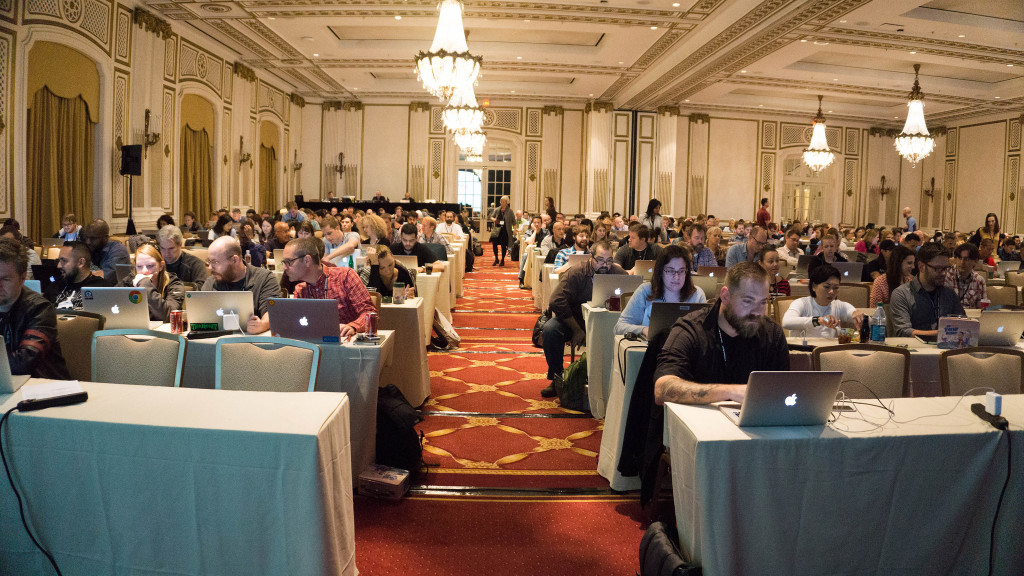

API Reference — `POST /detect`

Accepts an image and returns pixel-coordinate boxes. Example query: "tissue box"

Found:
[358,464,410,499]
[938,317,979,349]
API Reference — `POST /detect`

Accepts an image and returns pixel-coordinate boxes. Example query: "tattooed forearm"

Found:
[655,376,735,405]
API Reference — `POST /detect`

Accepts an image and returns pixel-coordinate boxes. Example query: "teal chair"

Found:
[215,336,321,392]
[91,329,186,387]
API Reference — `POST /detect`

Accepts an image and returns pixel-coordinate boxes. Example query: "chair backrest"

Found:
[772,296,801,330]
[92,329,186,387]
[838,283,870,308]
[215,336,320,392]
[56,311,106,381]
[812,344,911,399]
[691,276,720,300]
[986,284,1018,306]
[939,347,1024,396]
[1004,270,1024,288]
[186,248,209,263]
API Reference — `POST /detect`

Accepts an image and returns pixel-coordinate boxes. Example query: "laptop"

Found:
[115,263,135,284]
[183,291,255,333]
[566,253,591,270]
[718,371,844,427]
[23,279,41,294]
[394,254,419,271]
[273,249,285,268]
[696,266,727,278]
[996,260,1021,277]
[832,262,864,283]
[978,311,1024,346]
[0,336,30,393]
[589,274,644,307]
[646,302,709,342]
[795,255,815,276]
[267,298,341,344]
[633,259,656,282]
[40,238,64,249]
[81,287,153,330]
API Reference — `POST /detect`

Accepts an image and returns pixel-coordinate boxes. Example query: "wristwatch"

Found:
[812,316,819,327]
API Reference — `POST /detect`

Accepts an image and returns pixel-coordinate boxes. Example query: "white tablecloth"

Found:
[379,297,431,406]
[415,273,439,342]
[158,325,393,477]
[0,381,355,576]
[596,336,648,490]
[666,396,1024,575]
[582,303,622,418]
[532,254,547,310]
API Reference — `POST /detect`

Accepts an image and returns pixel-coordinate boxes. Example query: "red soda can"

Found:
[171,310,184,333]
[365,311,378,337]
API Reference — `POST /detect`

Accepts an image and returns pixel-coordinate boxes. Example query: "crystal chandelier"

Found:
[442,84,484,136]
[455,130,486,156]
[894,64,935,167]
[803,95,835,173]
[414,0,482,103]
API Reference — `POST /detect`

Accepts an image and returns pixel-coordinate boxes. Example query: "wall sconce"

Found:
[292,150,303,172]
[923,177,939,198]
[143,109,161,158]
[0,116,6,134]
[239,136,252,167]
[335,152,345,176]
[871,175,894,197]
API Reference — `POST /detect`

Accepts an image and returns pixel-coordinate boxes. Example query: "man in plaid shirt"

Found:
[282,238,376,337]
[679,223,717,271]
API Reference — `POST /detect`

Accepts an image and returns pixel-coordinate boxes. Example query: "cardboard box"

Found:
[358,464,410,499]
[938,317,979,349]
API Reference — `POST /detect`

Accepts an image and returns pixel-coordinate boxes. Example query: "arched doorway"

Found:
[455,138,515,233]
[781,154,835,224]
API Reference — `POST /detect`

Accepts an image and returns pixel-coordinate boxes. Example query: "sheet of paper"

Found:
[20,380,84,402]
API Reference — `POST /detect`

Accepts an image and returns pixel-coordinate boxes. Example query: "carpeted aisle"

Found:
[354,242,644,575]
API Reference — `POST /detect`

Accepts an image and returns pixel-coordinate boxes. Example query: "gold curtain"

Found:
[259,145,277,212]
[180,125,213,220]
[27,86,95,240]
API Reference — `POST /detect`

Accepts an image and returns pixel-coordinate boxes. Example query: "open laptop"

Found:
[646,302,710,342]
[23,279,41,294]
[183,291,255,333]
[394,254,419,271]
[267,298,341,344]
[115,263,135,284]
[273,249,285,268]
[633,259,656,282]
[978,311,1024,346]
[996,260,1021,277]
[566,253,591,270]
[40,238,64,249]
[833,262,864,283]
[718,371,844,427]
[589,274,644,307]
[795,255,815,276]
[81,287,154,330]
[696,266,727,278]
[0,336,30,393]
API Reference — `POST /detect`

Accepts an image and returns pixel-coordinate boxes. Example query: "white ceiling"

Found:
[146,0,1024,126]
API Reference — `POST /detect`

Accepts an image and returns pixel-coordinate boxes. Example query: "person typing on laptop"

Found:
[202,237,281,334]
[278,238,376,338]
[0,238,70,379]
[614,245,706,338]
[44,241,105,309]
[890,243,965,338]
[654,262,789,405]
[541,241,626,398]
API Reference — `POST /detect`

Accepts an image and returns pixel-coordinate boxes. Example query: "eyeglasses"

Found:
[594,257,613,266]
[925,262,950,274]
[663,268,686,278]
[281,256,302,268]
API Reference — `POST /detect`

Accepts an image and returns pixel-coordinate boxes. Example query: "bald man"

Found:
[266,221,292,252]
[201,236,281,333]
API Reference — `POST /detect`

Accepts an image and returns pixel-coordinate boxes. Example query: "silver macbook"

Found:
[40,238,64,249]
[565,253,591,270]
[718,371,843,427]
[978,311,1024,346]
[184,291,255,332]
[795,255,814,276]
[696,266,728,278]
[633,259,656,282]
[832,262,864,283]
[996,260,1021,277]
[589,274,644,307]
[0,336,30,393]
[267,298,341,344]
[81,287,154,330]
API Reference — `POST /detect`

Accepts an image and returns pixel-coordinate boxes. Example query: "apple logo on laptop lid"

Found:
[785,394,797,406]
[110,304,120,315]
[299,316,309,327]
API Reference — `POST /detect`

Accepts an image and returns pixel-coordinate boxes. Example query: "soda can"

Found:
[171,310,185,333]
[365,311,378,337]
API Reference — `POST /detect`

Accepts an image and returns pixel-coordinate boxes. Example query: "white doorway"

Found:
[456,142,515,233]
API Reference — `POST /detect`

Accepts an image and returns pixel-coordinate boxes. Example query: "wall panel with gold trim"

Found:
[0,27,10,219]
[111,68,129,217]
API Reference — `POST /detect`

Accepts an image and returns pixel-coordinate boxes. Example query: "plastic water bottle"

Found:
[870,302,886,343]
[244,250,252,265]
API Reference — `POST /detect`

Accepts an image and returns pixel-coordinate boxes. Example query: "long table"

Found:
[298,199,463,217]
[0,381,356,576]
[666,396,1024,575]
[158,325,394,477]
[379,297,431,407]
[596,335,647,490]
[582,303,622,418]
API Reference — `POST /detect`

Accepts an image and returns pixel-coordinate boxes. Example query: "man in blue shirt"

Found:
[553,224,590,272]
[903,207,917,233]
[282,201,306,224]
[725,225,767,268]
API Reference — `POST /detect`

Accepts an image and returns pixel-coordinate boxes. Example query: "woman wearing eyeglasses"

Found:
[782,264,864,338]
[614,244,706,338]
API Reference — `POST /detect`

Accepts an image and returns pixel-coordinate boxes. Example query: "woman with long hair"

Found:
[238,219,268,267]
[357,213,389,246]
[359,244,416,299]
[639,198,665,242]
[491,195,515,266]
[855,229,879,254]
[118,244,186,321]
[707,226,727,266]
[208,214,237,241]
[870,245,915,307]
[758,246,790,299]
[974,212,1000,246]
[614,244,706,338]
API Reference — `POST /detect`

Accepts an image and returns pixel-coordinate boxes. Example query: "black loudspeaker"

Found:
[120,145,142,176]
[294,194,304,204]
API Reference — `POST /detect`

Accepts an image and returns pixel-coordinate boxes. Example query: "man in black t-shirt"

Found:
[863,239,895,282]
[654,262,789,405]
[45,242,106,309]
[390,223,446,272]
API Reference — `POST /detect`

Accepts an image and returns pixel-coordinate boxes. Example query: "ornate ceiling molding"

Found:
[806,28,1024,65]
[723,76,993,108]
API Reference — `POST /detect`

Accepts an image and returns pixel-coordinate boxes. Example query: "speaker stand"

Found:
[125,175,137,235]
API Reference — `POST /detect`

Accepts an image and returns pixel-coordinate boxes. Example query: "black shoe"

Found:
[499,260,505,267]
[519,280,527,289]
[541,374,562,398]
[493,258,499,266]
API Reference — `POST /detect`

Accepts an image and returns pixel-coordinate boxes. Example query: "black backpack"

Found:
[376,385,425,477]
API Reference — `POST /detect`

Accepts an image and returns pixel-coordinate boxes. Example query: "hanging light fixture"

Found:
[894,64,935,167]
[414,0,482,103]
[443,84,484,136]
[802,95,835,173]
[455,130,486,156]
